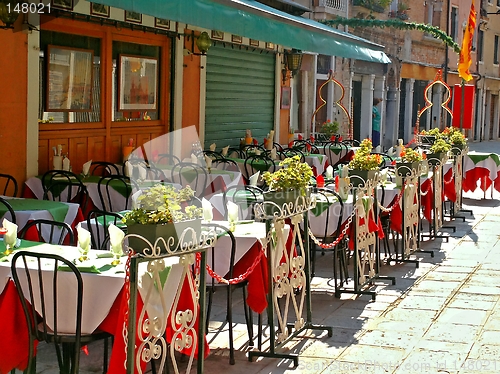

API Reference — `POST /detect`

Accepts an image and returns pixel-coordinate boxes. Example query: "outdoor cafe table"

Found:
[207,221,291,314]
[462,151,500,196]
[0,197,83,243]
[0,240,205,373]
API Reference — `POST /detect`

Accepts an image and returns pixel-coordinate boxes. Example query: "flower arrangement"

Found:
[262,155,313,193]
[319,119,339,138]
[348,139,382,171]
[399,147,426,163]
[429,138,451,154]
[122,184,202,225]
[420,127,442,138]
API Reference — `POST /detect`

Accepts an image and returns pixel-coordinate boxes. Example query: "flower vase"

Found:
[127,219,201,254]
[348,169,377,188]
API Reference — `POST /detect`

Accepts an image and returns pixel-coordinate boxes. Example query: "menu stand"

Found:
[248,197,332,367]
[124,227,217,374]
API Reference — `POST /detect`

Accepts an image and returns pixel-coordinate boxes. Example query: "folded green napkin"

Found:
[58,264,101,273]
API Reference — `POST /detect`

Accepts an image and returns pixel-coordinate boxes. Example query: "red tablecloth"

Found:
[463,167,500,193]
[229,229,294,314]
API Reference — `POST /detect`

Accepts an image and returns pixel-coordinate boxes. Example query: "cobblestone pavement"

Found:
[32,140,500,374]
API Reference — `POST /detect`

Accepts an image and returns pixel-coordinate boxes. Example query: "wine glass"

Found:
[3,231,17,256]
[110,242,123,266]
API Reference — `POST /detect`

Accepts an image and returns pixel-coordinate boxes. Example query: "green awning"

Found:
[87,0,391,64]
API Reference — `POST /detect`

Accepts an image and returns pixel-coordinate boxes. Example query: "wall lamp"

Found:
[0,0,20,29]
[282,49,303,84]
[186,30,212,56]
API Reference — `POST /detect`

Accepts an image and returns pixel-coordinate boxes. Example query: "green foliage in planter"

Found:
[123,184,202,225]
[348,139,381,171]
[429,138,451,154]
[319,120,339,138]
[262,155,313,193]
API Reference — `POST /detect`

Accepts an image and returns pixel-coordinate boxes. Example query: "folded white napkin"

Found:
[249,171,260,186]
[82,160,92,176]
[254,149,261,156]
[76,223,91,251]
[210,143,216,151]
[3,218,18,248]
[204,155,212,169]
[124,162,133,177]
[325,165,334,179]
[108,223,125,255]
[202,198,213,222]
[131,190,142,210]
[62,157,71,171]
[270,148,277,160]
[191,153,198,164]
[227,201,239,223]
[221,145,229,157]
[137,165,147,180]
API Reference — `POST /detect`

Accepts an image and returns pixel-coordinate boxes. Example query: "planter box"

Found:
[263,188,309,215]
[426,152,448,166]
[396,161,420,177]
[418,135,436,145]
[450,144,465,156]
[348,169,377,188]
[127,219,202,254]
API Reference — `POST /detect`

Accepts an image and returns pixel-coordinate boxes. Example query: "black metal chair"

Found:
[0,196,16,224]
[41,170,89,213]
[309,187,348,285]
[89,161,121,177]
[243,154,276,186]
[86,209,126,250]
[97,175,135,212]
[0,173,18,197]
[11,251,111,374]
[203,150,225,161]
[212,158,240,172]
[170,162,208,198]
[222,185,264,221]
[203,222,255,365]
[19,219,75,246]
[156,153,181,166]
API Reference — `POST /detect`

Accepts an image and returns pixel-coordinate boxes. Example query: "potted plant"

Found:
[443,127,467,156]
[319,119,339,139]
[261,155,313,213]
[396,146,426,177]
[123,184,203,253]
[348,138,381,187]
[427,138,451,166]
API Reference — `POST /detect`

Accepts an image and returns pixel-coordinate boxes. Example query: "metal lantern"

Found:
[286,49,303,76]
[196,31,212,55]
[0,0,20,29]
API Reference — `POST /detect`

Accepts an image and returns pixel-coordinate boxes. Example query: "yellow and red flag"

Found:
[458,0,477,82]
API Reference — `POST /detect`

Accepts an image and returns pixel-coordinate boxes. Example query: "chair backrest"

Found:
[243,154,276,186]
[19,219,75,246]
[41,170,88,212]
[226,147,245,159]
[212,158,240,172]
[203,150,225,161]
[124,159,166,181]
[223,185,264,220]
[0,196,16,224]
[156,153,181,166]
[0,173,18,197]
[315,187,344,240]
[86,209,125,250]
[282,148,306,162]
[170,162,209,198]
[97,175,134,212]
[11,251,83,374]
[90,161,121,177]
[203,223,237,282]
[240,144,266,158]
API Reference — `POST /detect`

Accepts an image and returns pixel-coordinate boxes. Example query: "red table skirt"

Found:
[463,167,500,193]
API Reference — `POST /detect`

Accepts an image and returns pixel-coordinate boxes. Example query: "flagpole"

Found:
[460,79,465,132]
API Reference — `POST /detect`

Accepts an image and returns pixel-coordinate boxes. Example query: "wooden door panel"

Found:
[69,137,88,174]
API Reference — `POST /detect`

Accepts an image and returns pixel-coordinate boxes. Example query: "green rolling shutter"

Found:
[204,44,276,148]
